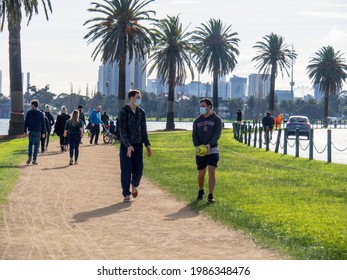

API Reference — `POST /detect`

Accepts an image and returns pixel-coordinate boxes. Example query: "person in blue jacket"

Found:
[89,105,103,145]
[24,99,46,165]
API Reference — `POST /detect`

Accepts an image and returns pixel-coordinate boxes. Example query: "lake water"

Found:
[0,119,9,135]
[0,118,233,135]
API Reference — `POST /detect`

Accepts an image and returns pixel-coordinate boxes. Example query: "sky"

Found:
[1,0,347,98]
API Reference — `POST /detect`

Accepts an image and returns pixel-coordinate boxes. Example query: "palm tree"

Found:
[0,0,52,135]
[192,19,239,114]
[306,46,347,127]
[146,15,194,130]
[252,32,296,115]
[84,0,156,111]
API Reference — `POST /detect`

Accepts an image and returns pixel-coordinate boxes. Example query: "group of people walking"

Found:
[24,100,86,165]
[24,91,223,205]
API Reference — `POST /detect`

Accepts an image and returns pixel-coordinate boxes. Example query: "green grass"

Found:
[0,138,27,207]
[144,130,347,260]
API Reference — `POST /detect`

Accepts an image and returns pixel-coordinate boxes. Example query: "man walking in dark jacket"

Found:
[24,99,46,165]
[262,112,274,140]
[118,90,152,202]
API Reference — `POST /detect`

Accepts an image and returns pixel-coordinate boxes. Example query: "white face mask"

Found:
[199,107,207,115]
[135,98,141,106]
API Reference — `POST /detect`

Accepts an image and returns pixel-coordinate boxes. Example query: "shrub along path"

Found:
[0,139,285,260]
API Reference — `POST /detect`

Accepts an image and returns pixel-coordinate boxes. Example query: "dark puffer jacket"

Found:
[118,105,150,148]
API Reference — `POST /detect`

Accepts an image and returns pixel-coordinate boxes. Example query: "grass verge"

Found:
[0,138,27,208]
[144,130,347,259]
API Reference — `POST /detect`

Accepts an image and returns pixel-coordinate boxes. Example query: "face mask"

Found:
[135,98,141,106]
[199,107,207,115]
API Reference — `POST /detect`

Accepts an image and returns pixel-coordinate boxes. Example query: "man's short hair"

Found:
[31,100,39,108]
[128,89,140,99]
[78,105,83,109]
[200,98,212,108]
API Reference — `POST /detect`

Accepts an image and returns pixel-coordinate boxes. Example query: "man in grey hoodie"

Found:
[24,99,46,165]
[192,98,222,204]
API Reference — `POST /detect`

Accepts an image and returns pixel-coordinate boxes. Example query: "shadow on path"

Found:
[72,202,131,223]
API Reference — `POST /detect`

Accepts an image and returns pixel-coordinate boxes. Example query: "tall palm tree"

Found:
[192,19,239,114]
[306,46,347,127]
[252,32,296,115]
[0,0,52,135]
[84,0,156,111]
[147,15,194,130]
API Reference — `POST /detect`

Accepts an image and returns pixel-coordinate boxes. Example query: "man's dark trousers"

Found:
[119,143,143,197]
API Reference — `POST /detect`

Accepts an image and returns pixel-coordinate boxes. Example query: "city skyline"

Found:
[0,0,347,98]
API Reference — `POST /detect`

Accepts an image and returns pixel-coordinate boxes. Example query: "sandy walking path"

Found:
[0,140,285,260]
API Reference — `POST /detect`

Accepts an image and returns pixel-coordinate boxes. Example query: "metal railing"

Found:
[233,122,347,164]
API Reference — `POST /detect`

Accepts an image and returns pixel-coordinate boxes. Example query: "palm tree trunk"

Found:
[118,37,127,111]
[269,66,276,115]
[323,92,329,128]
[8,20,24,135]
[118,57,126,111]
[213,72,219,114]
[166,65,175,130]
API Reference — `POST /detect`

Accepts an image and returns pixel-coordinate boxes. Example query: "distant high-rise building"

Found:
[0,70,2,94]
[156,75,168,95]
[187,81,203,97]
[275,90,292,101]
[146,79,157,94]
[230,75,247,99]
[314,84,324,100]
[218,75,229,100]
[248,74,270,99]
[97,55,146,96]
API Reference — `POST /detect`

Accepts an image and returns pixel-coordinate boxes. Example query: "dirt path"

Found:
[0,139,285,260]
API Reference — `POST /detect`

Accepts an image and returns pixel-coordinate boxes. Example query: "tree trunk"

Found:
[213,72,219,114]
[8,20,24,135]
[268,65,276,115]
[118,57,126,111]
[166,65,175,130]
[117,37,127,111]
[323,92,329,128]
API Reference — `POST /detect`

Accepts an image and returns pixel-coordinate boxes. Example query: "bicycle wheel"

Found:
[103,134,110,144]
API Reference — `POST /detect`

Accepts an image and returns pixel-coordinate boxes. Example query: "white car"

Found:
[286,116,311,139]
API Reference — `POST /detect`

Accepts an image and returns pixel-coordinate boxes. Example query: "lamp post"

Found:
[290,44,295,100]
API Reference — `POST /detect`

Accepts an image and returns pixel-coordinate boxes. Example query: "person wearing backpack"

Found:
[118,90,152,202]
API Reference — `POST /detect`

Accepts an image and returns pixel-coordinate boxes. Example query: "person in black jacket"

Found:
[40,110,51,153]
[101,111,109,133]
[77,105,85,144]
[262,112,274,140]
[24,99,46,165]
[54,106,71,152]
[118,90,152,202]
[44,104,55,151]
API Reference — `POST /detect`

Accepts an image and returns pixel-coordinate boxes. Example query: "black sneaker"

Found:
[207,193,215,204]
[26,158,31,164]
[197,190,204,200]
[32,160,38,165]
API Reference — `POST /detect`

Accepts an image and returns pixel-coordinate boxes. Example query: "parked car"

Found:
[286,115,311,139]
